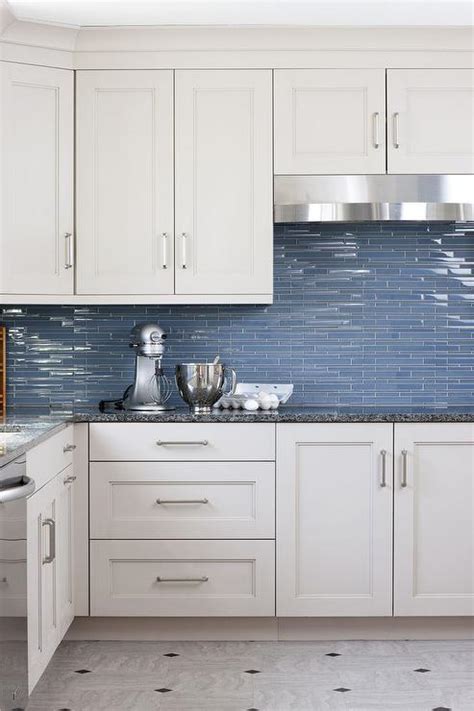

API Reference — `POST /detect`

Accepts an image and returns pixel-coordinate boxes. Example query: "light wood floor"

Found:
[27,639,474,710]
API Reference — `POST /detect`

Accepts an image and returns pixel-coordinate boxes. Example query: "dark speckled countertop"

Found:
[0,416,69,467]
[73,406,474,424]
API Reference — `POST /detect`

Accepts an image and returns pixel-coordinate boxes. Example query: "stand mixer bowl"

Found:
[175,363,237,414]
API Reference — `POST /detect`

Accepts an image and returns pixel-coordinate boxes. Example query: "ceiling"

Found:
[6,0,474,28]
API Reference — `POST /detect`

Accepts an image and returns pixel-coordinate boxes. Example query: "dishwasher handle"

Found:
[0,476,36,504]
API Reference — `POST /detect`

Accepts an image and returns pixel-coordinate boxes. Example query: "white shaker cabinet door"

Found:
[387,69,474,174]
[76,70,174,294]
[174,70,273,296]
[394,423,474,616]
[274,69,386,175]
[0,62,74,295]
[277,423,393,617]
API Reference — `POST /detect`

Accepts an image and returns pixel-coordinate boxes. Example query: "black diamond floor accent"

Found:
[245,669,261,674]
[432,708,451,710]
[325,652,341,657]
[414,668,431,673]
[334,687,351,693]
[247,708,259,710]
[74,669,91,674]
[163,652,180,657]
[155,688,172,693]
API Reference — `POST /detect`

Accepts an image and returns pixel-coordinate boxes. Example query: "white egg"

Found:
[243,398,259,411]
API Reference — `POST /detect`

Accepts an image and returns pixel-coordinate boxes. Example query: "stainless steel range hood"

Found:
[274,175,474,223]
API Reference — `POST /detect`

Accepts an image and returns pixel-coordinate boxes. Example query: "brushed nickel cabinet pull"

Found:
[42,518,56,565]
[161,232,168,269]
[156,498,209,505]
[372,112,380,149]
[0,577,7,583]
[64,475,77,485]
[393,112,400,148]
[64,233,74,270]
[181,232,187,269]
[401,449,408,487]
[156,576,209,583]
[63,444,76,453]
[380,449,387,487]
[156,440,208,446]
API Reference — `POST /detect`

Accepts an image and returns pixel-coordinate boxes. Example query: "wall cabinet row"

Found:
[274,68,474,175]
[1,64,272,300]
[1,63,472,301]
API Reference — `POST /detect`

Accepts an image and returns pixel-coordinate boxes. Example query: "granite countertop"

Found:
[72,406,474,424]
[1,406,472,465]
[0,416,69,467]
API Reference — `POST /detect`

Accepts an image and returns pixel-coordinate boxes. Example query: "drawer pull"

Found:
[64,475,77,485]
[63,444,76,453]
[156,498,209,505]
[0,577,7,584]
[380,449,387,487]
[156,440,208,447]
[401,449,408,488]
[156,576,209,583]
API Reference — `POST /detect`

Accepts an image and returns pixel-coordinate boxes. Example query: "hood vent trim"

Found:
[274,175,474,223]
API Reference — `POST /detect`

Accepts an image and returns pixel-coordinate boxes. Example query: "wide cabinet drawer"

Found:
[90,423,275,461]
[90,540,275,616]
[90,461,275,539]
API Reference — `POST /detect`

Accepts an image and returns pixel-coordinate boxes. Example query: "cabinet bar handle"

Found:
[156,440,208,446]
[393,112,400,148]
[156,498,209,505]
[63,444,76,453]
[401,449,408,487]
[64,232,74,270]
[42,518,56,565]
[380,449,387,487]
[64,475,77,485]
[161,232,168,269]
[372,112,380,149]
[156,576,209,583]
[181,232,187,269]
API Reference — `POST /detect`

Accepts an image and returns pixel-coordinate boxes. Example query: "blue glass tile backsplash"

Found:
[2,221,473,410]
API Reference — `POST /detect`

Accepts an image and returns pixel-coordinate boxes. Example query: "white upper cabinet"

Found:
[387,69,474,174]
[0,62,74,295]
[394,423,474,617]
[277,423,393,617]
[274,69,386,175]
[174,70,273,296]
[76,70,174,295]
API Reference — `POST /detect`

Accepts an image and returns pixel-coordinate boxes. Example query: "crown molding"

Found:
[1,21,473,70]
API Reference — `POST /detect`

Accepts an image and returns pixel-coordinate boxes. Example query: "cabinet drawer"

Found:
[27,425,75,491]
[90,423,275,462]
[90,539,275,617]
[90,461,275,539]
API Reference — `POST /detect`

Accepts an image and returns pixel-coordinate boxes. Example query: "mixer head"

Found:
[129,323,167,358]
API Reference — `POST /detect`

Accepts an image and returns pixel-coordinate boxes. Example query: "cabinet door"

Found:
[175,70,272,296]
[0,62,74,295]
[27,475,59,692]
[387,69,474,174]
[76,70,174,294]
[274,69,386,175]
[277,423,393,616]
[394,423,474,616]
[57,466,75,637]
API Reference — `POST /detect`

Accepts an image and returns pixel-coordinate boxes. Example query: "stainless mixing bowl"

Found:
[175,363,237,413]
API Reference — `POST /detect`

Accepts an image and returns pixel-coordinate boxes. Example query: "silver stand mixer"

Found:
[122,323,174,412]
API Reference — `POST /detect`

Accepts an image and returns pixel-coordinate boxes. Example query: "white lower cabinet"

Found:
[277,423,393,617]
[394,423,474,616]
[27,464,76,692]
[90,539,275,617]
